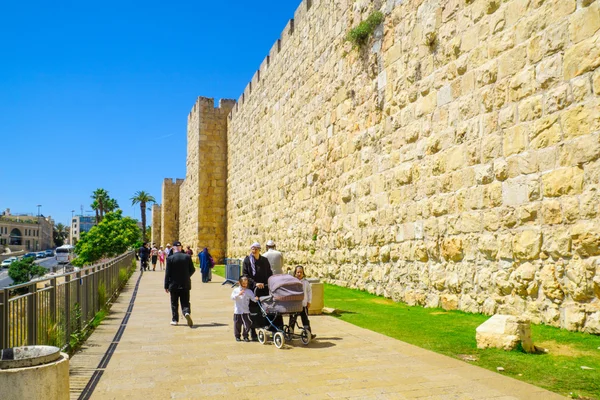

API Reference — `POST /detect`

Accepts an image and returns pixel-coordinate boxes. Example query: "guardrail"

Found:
[0,251,135,350]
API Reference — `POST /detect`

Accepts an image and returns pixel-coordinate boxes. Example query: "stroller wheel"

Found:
[300,329,311,345]
[274,332,285,349]
[257,329,268,345]
[283,325,293,341]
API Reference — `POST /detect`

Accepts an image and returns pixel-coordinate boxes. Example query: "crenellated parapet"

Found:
[178,97,235,260]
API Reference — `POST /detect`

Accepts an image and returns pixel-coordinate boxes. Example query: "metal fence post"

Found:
[64,274,71,346]
[50,277,57,329]
[27,282,37,345]
[0,289,8,349]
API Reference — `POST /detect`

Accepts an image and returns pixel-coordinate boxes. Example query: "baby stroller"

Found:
[256,274,313,349]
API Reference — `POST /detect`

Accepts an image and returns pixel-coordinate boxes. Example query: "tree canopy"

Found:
[91,188,119,224]
[8,258,48,286]
[72,210,140,266]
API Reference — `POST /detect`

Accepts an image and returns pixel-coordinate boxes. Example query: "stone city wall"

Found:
[161,178,183,246]
[225,0,600,332]
[151,204,161,246]
[178,97,235,259]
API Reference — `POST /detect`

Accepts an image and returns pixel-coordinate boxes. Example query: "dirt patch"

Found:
[371,298,395,305]
[430,312,449,315]
[536,340,594,357]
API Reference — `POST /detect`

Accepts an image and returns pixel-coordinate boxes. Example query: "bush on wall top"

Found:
[347,11,384,48]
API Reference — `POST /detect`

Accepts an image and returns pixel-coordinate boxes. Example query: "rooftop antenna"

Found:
[80,205,84,216]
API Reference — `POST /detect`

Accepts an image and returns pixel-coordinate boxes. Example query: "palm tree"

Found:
[131,191,156,242]
[91,188,109,223]
[105,198,120,214]
[53,223,68,247]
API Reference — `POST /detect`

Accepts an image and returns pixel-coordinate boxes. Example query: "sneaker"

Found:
[251,337,259,342]
[184,313,193,327]
[243,337,250,342]
[236,337,242,342]
[170,320,177,326]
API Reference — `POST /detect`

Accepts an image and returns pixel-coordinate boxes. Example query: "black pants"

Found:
[248,302,263,339]
[289,306,311,331]
[140,258,148,271]
[169,288,191,322]
[233,313,252,339]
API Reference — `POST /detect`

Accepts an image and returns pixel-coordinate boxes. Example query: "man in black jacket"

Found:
[164,241,196,327]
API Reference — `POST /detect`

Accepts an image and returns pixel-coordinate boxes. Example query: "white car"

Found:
[1,259,15,268]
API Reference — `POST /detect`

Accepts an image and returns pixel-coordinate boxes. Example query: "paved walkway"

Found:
[69,268,565,400]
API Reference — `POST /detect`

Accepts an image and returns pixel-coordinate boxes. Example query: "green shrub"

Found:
[347,11,384,47]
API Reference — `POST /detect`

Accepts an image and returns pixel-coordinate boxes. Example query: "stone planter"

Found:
[0,346,70,400]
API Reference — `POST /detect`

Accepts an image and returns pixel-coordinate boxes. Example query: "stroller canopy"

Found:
[268,274,304,301]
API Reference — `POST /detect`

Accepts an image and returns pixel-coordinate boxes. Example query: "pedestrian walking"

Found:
[150,245,158,271]
[164,241,196,327]
[198,247,214,283]
[138,242,150,272]
[158,246,166,270]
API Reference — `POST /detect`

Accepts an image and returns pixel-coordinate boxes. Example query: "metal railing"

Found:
[0,251,135,350]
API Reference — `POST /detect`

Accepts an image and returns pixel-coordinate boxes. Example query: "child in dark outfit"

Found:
[231,276,258,342]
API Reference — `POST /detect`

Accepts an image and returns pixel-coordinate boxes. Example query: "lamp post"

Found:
[36,204,42,251]
[70,210,75,245]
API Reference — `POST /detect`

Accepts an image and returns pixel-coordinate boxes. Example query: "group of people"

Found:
[232,241,314,342]
[155,238,314,343]
[138,242,174,271]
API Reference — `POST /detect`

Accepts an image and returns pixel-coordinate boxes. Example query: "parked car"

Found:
[36,252,46,259]
[1,259,13,268]
[45,249,54,257]
[22,252,37,259]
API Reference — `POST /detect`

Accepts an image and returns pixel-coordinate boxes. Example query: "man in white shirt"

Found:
[263,240,283,274]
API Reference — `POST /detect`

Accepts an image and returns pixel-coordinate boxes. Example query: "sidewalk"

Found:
[69,269,565,400]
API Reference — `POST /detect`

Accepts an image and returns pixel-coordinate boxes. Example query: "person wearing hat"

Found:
[165,243,173,257]
[263,240,283,275]
[164,241,196,327]
[242,242,273,341]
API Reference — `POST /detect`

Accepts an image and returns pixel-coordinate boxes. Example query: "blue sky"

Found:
[0,0,301,226]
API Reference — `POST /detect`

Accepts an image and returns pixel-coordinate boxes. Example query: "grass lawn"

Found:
[212,266,599,398]
[325,284,600,400]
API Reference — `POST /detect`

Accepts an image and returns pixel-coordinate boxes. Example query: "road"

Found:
[0,257,60,289]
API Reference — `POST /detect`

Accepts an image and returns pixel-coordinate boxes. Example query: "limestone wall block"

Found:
[593,68,600,95]
[571,221,600,257]
[441,293,459,310]
[584,311,600,334]
[560,303,586,330]
[539,262,565,302]
[563,31,600,80]
[512,229,542,260]
[559,133,600,167]
[563,258,596,302]
[530,114,561,150]
[560,102,600,139]
[459,293,480,313]
[542,166,584,197]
